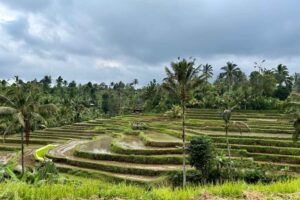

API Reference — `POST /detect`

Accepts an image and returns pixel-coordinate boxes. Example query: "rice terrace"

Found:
[1,1,300,200]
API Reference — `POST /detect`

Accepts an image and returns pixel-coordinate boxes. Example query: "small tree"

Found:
[187,136,215,181]
[222,106,250,178]
[0,84,56,175]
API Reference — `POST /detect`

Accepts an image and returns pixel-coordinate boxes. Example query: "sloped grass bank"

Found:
[34,144,58,161]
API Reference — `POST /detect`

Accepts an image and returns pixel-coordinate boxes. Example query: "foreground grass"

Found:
[0,175,300,200]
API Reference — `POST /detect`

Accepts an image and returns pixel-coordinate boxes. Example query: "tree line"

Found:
[0,60,297,120]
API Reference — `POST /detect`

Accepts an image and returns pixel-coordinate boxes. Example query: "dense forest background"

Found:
[0,61,299,132]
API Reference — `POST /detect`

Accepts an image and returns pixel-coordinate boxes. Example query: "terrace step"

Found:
[215,143,300,156]
[141,132,182,147]
[245,152,300,165]
[33,131,98,138]
[3,138,63,145]
[30,133,93,140]
[210,137,300,148]
[187,130,292,139]
[256,161,300,173]
[74,149,184,165]
[0,143,21,151]
[43,128,101,134]
[56,163,163,184]
[111,142,182,155]
[47,153,183,176]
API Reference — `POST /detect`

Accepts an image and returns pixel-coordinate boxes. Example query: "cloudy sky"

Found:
[0,0,299,85]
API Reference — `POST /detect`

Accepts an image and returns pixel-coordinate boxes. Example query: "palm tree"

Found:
[201,64,213,83]
[163,57,202,187]
[222,106,249,178]
[131,79,139,87]
[0,84,56,175]
[220,62,241,91]
[56,76,64,88]
[274,64,290,87]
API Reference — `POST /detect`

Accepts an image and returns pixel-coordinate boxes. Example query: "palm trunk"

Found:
[21,130,24,176]
[182,103,186,187]
[225,123,232,179]
[118,91,121,115]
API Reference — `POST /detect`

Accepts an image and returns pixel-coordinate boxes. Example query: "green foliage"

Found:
[34,144,58,161]
[187,136,216,179]
[74,149,184,164]
[33,160,59,184]
[0,166,18,182]
[0,173,297,200]
[164,105,182,118]
[242,168,270,184]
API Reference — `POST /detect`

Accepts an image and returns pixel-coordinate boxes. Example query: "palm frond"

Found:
[31,112,47,126]
[0,107,17,115]
[3,122,18,143]
[15,112,25,128]
[230,121,250,135]
[0,95,15,107]
[39,103,58,114]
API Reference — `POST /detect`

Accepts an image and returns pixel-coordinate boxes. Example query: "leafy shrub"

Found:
[168,170,202,186]
[33,160,59,184]
[187,136,216,179]
[242,168,267,184]
[164,105,182,118]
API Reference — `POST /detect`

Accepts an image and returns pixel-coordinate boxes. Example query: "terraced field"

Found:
[2,109,299,184]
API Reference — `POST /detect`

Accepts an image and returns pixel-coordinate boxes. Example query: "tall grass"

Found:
[0,175,300,200]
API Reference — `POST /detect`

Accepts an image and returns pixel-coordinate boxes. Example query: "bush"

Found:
[34,160,59,184]
[187,136,216,179]
[164,105,182,118]
[168,170,202,186]
[242,168,267,184]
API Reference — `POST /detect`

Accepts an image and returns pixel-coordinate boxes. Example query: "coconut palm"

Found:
[220,62,241,91]
[274,64,290,87]
[0,84,56,175]
[163,57,202,187]
[201,64,213,83]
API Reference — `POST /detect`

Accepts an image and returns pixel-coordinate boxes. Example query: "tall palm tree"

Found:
[220,62,241,91]
[163,57,202,187]
[201,64,213,83]
[274,64,289,87]
[0,84,56,175]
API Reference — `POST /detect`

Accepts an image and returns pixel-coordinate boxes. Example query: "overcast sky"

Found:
[0,0,299,85]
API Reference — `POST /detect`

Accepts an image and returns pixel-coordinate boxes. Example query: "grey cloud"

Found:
[0,0,299,85]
